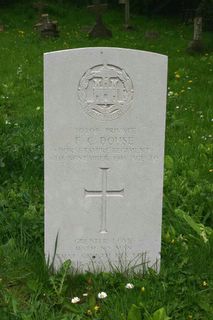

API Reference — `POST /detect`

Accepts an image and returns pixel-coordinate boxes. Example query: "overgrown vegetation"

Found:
[0,2,212,319]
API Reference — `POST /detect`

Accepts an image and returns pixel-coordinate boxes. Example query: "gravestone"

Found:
[187,17,203,52]
[119,0,132,30]
[88,1,112,38]
[44,47,167,272]
[34,13,59,37]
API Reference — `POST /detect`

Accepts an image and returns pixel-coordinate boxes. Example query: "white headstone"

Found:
[44,47,167,272]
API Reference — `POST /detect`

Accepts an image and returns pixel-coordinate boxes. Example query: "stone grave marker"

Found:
[187,17,203,52]
[87,1,112,38]
[119,0,132,30]
[44,47,167,272]
[34,13,59,37]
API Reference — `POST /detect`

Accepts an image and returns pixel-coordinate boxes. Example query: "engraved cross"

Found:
[84,168,124,234]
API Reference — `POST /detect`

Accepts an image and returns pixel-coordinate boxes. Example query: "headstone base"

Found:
[88,19,112,38]
[187,40,204,53]
[51,252,159,273]
[123,24,134,31]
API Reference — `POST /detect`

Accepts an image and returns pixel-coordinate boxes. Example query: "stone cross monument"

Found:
[88,0,112,38]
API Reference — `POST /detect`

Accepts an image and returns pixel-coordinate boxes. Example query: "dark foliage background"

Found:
[1,0,212,14]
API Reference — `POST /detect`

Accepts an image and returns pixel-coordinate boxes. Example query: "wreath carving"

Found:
[78,64,134,121]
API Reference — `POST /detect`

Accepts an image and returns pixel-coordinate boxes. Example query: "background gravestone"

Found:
[187,17,203,52]
[119,0,132,30]
[34,13,59,37]
[44,47,167,272]
[88,1,112,38]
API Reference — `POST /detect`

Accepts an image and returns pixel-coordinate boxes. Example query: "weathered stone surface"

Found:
[44,47,167,272]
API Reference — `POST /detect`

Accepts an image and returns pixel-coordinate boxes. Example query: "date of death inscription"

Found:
[51,127,159,162]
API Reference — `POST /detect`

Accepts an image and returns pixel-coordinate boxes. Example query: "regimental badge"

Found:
[78,64,134,121]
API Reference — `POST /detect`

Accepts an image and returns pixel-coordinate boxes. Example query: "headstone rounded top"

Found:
[44,48,168,63]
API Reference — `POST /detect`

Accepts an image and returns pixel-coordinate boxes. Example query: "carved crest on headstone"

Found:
[78,64,134,121]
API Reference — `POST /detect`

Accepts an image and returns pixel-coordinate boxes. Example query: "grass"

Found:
[0,1,213,319]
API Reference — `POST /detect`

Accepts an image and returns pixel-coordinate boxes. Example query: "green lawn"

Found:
[0,1,213,319]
